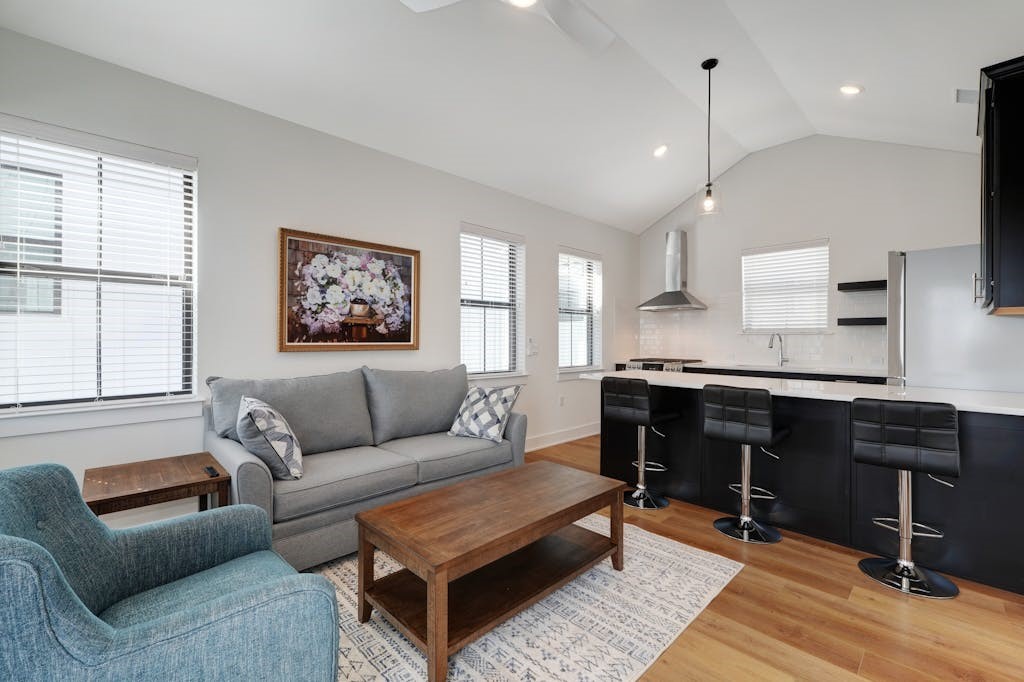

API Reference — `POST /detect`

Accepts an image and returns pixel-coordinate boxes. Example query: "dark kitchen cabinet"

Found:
[701,397,851,545]
[979,55,1024,314]
[852,411,1024,594]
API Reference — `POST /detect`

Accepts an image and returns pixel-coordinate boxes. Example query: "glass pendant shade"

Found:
[698,182,721,216]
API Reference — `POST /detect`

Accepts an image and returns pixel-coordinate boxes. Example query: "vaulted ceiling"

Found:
[1,0,1021,233]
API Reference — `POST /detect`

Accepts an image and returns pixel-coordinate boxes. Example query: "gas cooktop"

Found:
[628,358,702,364]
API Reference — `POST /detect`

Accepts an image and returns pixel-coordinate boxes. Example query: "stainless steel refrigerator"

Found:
[888,245,1024,392]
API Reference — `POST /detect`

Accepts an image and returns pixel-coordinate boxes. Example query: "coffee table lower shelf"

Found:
[364,523,616,655]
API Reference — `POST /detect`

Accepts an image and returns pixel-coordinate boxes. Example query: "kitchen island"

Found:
[586,370,1024,594]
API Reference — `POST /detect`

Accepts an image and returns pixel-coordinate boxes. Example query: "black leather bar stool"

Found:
[602,376,678,510]
[703,385,789,544]
[852,398,960,599]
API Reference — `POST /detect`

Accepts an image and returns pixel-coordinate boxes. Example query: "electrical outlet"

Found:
[558,396,566,407]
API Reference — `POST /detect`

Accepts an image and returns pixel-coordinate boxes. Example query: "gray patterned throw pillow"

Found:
[237,396,303,480]
[449,385,522,443]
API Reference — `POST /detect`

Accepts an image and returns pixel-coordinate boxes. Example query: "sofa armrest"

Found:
[114,505,272,597]
[505,412,527,466]
[205,430,273,518]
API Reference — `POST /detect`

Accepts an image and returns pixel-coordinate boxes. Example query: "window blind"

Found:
[459,229,524,375]
[0,130,196,408]
[741,240,829,332]
[558,251,602,369]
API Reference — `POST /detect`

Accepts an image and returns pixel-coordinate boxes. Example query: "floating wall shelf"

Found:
[837,317,887,326]
[837,280,887,292]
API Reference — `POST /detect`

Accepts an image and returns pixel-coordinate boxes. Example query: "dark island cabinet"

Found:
[979,55,1024,314]
[599,383,1024,594]
[852,411,1024,594]
[701,397,851,546]
[598,385,703,505]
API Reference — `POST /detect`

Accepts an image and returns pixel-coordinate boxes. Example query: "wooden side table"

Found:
[82,452,231,516]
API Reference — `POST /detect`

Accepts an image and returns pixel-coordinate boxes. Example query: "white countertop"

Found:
[687,362,889,377]
[583,370,1024,417]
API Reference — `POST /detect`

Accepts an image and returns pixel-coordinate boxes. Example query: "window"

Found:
[741,239,829,332]
[0,127,196,408]
[558,251,602,370]
[459,227,524,375]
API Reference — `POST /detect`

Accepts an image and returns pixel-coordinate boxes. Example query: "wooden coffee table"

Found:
[356,460,626,681]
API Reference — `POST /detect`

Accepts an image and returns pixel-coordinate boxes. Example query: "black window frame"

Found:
[0,163,64,315]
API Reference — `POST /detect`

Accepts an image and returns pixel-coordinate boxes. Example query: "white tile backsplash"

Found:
[634,289,887,370]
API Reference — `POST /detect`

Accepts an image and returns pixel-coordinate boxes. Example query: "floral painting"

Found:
[279,229,419,351]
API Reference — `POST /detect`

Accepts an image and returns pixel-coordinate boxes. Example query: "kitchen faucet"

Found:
[768,332,788,367]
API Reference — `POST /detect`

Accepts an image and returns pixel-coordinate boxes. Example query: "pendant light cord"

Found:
[706,65,712,185]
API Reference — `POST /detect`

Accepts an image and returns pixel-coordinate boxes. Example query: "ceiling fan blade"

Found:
[540,0,616,53]
[397,0,465,12]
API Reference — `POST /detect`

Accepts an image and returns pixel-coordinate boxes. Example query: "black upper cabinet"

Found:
[980,55,1024,314]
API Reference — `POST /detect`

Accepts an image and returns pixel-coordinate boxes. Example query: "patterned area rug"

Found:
[315,514,743,681]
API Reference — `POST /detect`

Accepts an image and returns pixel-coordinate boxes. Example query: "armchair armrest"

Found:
[205,429,274,518]
[505,412,528,466]
[114,505,271,597]
[2,540,338,681]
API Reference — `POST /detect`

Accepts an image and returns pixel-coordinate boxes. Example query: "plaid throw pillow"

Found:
[449,385,522,443]
[237,396,304,480]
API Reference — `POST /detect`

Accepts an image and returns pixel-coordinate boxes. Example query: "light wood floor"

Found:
[527,436,1024,681]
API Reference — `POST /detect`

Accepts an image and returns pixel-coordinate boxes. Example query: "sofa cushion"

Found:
[272,446,418,522]
[377,432,513,483]
[237,396,304,480]
[207,370,373,454]
[99,550,294,628]
[362,365,468,444]
[449,385,523,443]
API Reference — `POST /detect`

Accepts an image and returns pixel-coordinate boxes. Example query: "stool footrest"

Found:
[871,517,945,539]
[729,483,776,500]
[632,461,668,473]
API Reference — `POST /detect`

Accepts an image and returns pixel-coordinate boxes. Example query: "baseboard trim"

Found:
[526,422,600,452]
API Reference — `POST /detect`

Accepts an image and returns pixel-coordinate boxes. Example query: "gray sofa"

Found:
[204,365,526,570]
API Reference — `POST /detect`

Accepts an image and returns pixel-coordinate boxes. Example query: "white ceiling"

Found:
[0,0,1020,233]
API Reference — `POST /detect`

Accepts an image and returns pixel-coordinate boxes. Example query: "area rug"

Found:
[315,514,743,681]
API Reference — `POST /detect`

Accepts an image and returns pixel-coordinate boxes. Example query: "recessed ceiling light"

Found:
[840,84,863,96]
[507,0,538,7]
[653,144,669,158]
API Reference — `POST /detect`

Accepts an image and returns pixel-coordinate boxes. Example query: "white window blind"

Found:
[558,251,602,370]
[741,239,829,332]
[0,129,196,408]
[459,229,524,375]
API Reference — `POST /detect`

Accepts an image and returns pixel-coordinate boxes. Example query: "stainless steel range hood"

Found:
[637,230,707,311]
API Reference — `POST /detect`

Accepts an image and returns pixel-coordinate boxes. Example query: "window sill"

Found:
[557,366,604,381]
[0,396,205,438]
[738,329,836,336]
[469,372,530,384]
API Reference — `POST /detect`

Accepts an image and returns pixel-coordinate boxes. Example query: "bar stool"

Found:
[852,398,960,599]
[703,385,789,544]
[602,376,678,510]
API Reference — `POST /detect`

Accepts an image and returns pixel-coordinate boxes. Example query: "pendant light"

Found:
[699,57,720,216]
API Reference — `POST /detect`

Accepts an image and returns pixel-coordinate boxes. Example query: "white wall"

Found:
[634,135,979,370]
[0,29,637,523]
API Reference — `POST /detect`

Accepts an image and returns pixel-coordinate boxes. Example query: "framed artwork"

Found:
[279,228,419,351]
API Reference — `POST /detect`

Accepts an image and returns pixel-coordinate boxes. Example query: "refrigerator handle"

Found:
[887,251,906,387]
[972,272,985,303]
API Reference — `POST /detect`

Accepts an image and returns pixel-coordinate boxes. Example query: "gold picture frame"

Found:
[279,228,420,351]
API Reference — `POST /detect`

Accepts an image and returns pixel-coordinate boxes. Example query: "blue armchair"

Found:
[0,464,339,681]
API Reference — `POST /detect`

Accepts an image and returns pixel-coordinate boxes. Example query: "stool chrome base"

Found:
[625,488,669,510]
[714,516,782,544]
[858,557,959,599]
